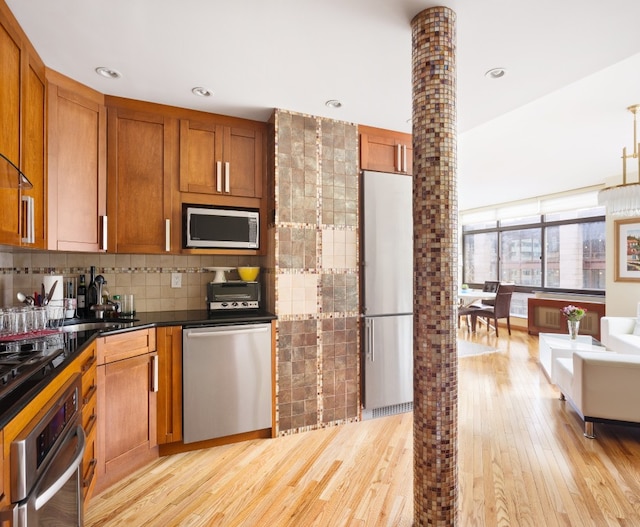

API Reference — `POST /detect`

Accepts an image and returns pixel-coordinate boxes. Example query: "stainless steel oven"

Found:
[9,374,86,527]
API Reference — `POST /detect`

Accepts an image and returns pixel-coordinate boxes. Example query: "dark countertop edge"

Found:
[0,310,277,429]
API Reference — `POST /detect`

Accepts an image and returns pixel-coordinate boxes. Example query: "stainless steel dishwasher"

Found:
[182,323,272,444]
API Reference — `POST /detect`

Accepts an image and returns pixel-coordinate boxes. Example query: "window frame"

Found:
[462,212,606,296]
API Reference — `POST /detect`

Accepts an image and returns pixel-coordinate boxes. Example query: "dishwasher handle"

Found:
[184,326,270,339]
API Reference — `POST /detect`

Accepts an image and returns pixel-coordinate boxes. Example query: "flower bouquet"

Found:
[560,305,586,321]
[561,305,586,339]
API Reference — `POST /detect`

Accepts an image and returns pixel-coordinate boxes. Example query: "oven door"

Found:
[12,421,86,527]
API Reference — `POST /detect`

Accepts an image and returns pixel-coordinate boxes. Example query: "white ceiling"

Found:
[6,0,640,210]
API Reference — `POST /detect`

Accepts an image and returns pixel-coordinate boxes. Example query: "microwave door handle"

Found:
[216,161,222,192]
[34,425,86,510]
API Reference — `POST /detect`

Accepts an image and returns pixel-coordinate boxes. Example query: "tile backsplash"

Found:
[0,249,264,312]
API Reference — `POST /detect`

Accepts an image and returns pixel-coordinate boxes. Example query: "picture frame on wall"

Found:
[615,218,640,282]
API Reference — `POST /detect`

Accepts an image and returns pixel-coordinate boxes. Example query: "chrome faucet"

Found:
[90,275,118,319]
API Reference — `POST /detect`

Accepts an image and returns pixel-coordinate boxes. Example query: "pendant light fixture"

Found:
[598,104,640,216]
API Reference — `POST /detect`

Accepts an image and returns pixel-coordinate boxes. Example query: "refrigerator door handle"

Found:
[366,318,375,362]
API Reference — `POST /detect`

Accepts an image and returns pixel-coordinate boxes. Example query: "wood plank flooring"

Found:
[85,329,640,526]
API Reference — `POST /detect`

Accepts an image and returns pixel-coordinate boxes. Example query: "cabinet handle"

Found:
[21,195,35,244]
[81,354,96,373]
[216,161,222,192]
[101,215,108,251]
[165,218,171,252]
[224,162,230,193]
[396,144,401,172]
[84,411,97,435]
[83,459,97,488]
[83,384,97,405]
[150,354,158,393]
[402,145,407,173]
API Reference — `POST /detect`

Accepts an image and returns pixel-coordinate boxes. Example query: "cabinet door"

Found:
[47,75,106,252]
[156,326,182,444]
[96,352,158,492]
[360,128,412,175]
[21,51,46,249]
[0,16,23,246]
[179,119,224,194]
[107,106,176,253]
[225,125,263,198]
[180,119,263,199]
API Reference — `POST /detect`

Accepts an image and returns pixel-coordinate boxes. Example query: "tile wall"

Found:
[0,249,263,312]
[268,109,360,434]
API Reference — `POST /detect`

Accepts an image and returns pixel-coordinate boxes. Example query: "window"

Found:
[462,205,605,295]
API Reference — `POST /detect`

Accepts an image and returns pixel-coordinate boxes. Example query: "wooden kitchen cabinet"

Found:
[47,70,107,252]
[0,4,46,248]
[359,124,413,175]
[156,326,182,445]
[106,98,179,254]
[180,117,264,199]
[95,329,158,494]
[79,341,98,503]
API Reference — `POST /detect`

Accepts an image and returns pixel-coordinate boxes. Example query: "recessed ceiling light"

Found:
[192,87,214,97]
[485,67,506,79]
[95,67,122,79]
[325,99,342,108]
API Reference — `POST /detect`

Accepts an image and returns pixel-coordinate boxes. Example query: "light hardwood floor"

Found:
[85,329,640,526]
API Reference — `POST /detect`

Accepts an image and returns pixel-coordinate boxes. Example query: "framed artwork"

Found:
[615,218,640,282]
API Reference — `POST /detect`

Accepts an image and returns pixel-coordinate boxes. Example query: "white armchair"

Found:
[600,316,640,355]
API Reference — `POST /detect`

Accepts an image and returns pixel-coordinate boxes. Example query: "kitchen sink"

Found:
[61,321,126,332]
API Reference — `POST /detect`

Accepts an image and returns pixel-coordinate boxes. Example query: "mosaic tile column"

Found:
[411,7,458,526]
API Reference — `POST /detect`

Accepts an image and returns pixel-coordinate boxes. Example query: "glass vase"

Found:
[567,319,580,340]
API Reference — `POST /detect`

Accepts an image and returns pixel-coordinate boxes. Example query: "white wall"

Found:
[604,216,640,316]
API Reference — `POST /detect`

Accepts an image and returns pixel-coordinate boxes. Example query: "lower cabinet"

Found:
[156,326,182,445]
[95,329,158,494]
[79,342,98,503]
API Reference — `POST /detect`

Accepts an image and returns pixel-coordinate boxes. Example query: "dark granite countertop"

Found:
[0,309,276,429]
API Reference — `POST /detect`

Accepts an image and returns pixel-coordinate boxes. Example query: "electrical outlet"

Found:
[171,272,182,288]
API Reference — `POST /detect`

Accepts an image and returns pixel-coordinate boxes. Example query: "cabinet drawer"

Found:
[82,426,97,501]
[97,328,156,364]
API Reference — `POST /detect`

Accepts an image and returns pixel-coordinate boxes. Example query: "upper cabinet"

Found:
[0,5,46,248]
[179,118,264,199]
[106,98,179,254]
[359,125,413,176]
[47,70,107,252]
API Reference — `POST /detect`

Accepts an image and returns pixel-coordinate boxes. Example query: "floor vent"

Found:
[362,401,413,420]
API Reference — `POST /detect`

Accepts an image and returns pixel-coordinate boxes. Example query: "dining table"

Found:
[458,289,497,307]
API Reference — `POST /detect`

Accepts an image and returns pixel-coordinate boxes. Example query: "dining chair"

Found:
[464,283,515,337]
[472,283,515,336]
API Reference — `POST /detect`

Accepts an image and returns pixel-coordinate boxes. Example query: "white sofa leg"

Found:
[584,421,595,439]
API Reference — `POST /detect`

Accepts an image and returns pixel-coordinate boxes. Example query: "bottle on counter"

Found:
[77,274,87,318]
[87,266,98,317]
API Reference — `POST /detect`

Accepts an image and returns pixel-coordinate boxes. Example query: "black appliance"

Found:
[206,281,261,311]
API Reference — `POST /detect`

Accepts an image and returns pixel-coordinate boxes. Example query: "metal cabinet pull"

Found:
[396,144,402,172]
[224,161,230,193]
[402,145,407,172]
[101,215,108,251]
[165,218,171,252]
[150,354,159,393]
[216,161,222,192]
[21,195,35,244]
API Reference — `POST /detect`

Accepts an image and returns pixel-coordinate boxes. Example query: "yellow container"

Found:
[237,267,259,281]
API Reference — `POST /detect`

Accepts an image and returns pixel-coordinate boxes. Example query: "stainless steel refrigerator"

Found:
[362,170,413,410]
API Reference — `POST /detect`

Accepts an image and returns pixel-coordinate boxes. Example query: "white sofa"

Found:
[553,316,640,438]
[600,316,640,355]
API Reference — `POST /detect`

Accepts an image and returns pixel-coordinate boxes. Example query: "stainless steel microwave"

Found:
[184,205,259,249]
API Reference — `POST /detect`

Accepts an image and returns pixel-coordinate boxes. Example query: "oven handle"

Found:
[34,425,86,511]
[185,326,270,338]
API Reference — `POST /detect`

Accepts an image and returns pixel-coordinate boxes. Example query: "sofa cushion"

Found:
[607,333,640,356]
